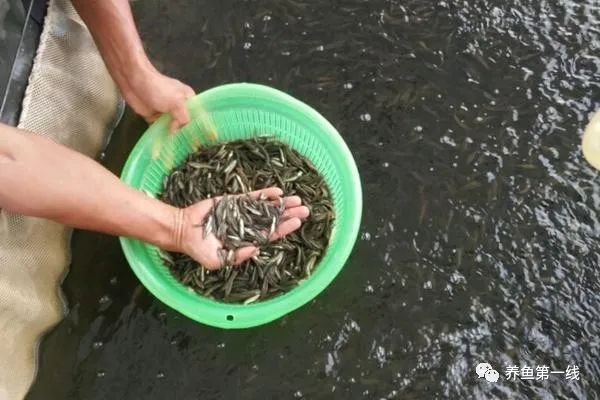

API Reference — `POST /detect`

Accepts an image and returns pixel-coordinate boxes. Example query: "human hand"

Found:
[123,66,195,133]
[174,187,310,270]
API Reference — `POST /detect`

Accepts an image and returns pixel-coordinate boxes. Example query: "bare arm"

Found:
[0,123,179,250]
[71,0,151,98]
[71,0,195,132]
[0,124,308,268]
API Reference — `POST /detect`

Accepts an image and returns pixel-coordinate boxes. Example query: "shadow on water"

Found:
[28,0,600,398]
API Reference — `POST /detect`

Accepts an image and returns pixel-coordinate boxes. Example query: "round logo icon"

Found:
[476,362,499,382]
[476,363,493,378]
[484,369,499,382]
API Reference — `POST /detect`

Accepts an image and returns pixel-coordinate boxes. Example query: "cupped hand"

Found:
[124,67,195,133]
[176,188,310,270]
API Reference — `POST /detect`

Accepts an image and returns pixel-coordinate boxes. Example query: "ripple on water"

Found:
[28,0,600,399]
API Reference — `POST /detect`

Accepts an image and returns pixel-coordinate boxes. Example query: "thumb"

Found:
[169,103,192,134]
[145,112,161,124]
[234,246,260,265]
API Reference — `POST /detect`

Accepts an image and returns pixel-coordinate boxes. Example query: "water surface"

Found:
[29,0,600,398]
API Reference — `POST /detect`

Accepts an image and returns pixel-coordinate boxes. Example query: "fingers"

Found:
[169,103,191,133]
[207,188,282,205]
[269,217,302,241]
[274,196,309,219]
[168,85,194,133]
[203,202,305,270]
[210,192,308,220]
[281,195,301,208]
[183,84,195,99]
[282,205,310,220]
[212,191,302,209]
[145,112,161,124]
[248,187,284,199]
[203,245,257,270]
[234,246,260,265]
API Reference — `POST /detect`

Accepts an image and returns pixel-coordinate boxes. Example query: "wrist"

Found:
[115,54,156,100]
[142,199,183,252]
[170,207,186,253]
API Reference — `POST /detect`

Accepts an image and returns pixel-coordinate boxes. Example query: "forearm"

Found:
[71,0,154,96]
[72,0,194,130]
[0,124,180,250]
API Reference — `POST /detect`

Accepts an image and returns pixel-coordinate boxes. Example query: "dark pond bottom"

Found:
[28,0,600,399]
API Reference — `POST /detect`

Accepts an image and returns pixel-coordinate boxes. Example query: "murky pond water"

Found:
[28,0,600,398]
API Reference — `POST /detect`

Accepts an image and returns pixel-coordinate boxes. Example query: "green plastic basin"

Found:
[119,83,362,329]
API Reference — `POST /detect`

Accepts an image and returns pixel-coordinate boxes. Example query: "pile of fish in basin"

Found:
[120,83,361,327]
[159,137,334,304]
